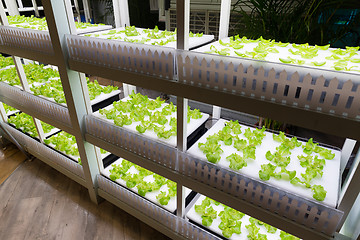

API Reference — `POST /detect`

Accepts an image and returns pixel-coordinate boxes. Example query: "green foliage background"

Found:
[232,0,360,47]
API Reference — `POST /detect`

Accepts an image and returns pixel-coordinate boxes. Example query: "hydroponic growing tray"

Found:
[45,131,110,163]
[194,37,360,74]
[93,96,209,147]
[7,16,112,35]
[102,157,192,213]
[187,194,300,240]
[33,87,121,111]
[187,119,341,207]
[81,26,214,49]
[8,122,60,140]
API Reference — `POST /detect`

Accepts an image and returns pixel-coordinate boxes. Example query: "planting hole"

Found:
[284,85,289,96]
[307,89,314,101]
[346,96,354,109]
[262,81,267,92]
[252,79,256,90]
[332,94,340,106]
[273,83,278,94]
[320,91,326,103]
[295,87,301,98]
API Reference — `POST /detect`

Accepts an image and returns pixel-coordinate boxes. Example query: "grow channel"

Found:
[187,119,340,207]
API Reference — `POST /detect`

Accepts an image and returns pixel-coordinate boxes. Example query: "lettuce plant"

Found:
[8,112,54,137]
[3,103,17,113]
[0,55,14,69]
[195,197,299,239]
[194,198,218,227]
[218,206,244,238]
[8,15,105,31]
[44,132,79,158]
[261,133,334,201]
[109,158,177,205]
[198,122,265,168]
[100,92,202,140]
[31,78,118,104]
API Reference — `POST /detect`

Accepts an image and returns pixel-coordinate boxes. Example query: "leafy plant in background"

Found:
[8,15,105,31]
[3,103,17,113]
[232,0,360,47]
[31,78,118,104]
[0,63,59,86]
[8,112,55,137]
[100,92,202,140]
[0,55,14,69]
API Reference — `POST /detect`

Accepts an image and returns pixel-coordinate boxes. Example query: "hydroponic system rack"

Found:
[0,0,359,239]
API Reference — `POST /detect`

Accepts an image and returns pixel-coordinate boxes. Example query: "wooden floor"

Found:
[0,143,27,185]
[0,145,170,240]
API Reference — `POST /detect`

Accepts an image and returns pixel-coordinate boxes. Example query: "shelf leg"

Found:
[177,185,185,218]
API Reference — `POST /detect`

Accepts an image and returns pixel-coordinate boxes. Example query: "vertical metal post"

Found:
[73,0,81,21]
[340,192,360,239]
[43,0,101,203]
[0,2,9,25]
[165,10,170,31]
[176,0,189,218]
[176,0,189,50]
[0,103,8,123]
[33,118,45,143]
[82,0,91,23]
[218,0,231,39]
[64,0,77,34]
[115,0,133,96]
[0,4,9,124]
[337,149,360,229]
[112,0,121,28]
[205,10,209,35]
[212,106,221,119]
[212,0,231,120]
[13,57,29,91]
[119,0,130,26]
[176,96,187,218]
[16,0,23,9]
[4,0,19,15]
[340,138,356,176]
[30,0,40,17]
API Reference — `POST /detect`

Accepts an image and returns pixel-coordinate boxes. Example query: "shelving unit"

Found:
[0,0,359,240]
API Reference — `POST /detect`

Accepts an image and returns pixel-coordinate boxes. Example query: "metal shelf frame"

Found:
[0,0,359,239]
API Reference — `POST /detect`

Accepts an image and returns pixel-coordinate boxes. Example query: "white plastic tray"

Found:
[76,25,113,35]
[9,22,112,35]
[187,119,341,207]
[81,27,214,49]
[31,87,120,107]
[8,123,60,140]
[187,194,288,240]
[6,109,20,116]
[102,158,191,212]
[93,96,209,147]
[194,38,360,74]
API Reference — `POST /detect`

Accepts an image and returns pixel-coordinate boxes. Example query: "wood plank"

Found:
[0,144,26,184]
[0,156,170,240]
